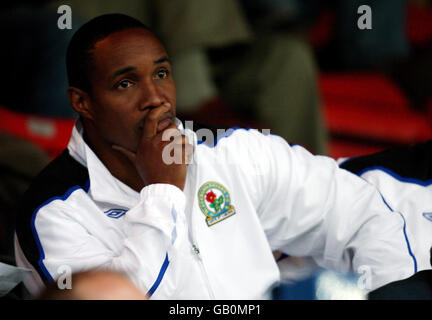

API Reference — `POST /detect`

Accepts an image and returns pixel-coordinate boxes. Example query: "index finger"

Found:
[142,103,172,138]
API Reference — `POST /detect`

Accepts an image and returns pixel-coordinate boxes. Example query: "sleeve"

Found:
[30,184,192,299]
[250,132,416,291]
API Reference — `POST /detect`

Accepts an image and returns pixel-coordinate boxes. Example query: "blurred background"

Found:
[0,0,431,295]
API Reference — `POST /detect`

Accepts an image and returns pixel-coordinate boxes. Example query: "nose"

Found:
[139,80,164,110]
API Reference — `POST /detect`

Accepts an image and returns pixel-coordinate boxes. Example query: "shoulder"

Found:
[15,149,89,257]
[19,149,89,213]
[339,140,432,182]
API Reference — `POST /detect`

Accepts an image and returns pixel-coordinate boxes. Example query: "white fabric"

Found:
[16,119,416,299]
[355,169,432,272]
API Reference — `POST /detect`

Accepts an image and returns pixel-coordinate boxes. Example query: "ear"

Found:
[67,86,94,120]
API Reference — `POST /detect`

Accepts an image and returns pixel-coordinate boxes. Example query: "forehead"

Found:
[91,28,168,75]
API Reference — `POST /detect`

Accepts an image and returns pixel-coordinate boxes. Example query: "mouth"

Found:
[157,117,172,132]
[137,111,175,134]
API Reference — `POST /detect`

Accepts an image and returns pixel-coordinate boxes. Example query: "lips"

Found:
[157,117,172,132]
[137,111,174,133]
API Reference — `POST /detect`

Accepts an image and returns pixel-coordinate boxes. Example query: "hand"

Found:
[112,104,193,191]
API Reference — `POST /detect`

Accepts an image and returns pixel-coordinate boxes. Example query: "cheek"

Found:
[163,81,177,111]
[90,97,139,145]
[171,88,177,109]
[98,114,141,148]
[92,101,121,129]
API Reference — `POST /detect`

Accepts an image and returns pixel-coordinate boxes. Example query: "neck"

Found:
[83,123,145,192]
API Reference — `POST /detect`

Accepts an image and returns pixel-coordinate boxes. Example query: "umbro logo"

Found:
[104,208,127,219]
[422,212,432,222]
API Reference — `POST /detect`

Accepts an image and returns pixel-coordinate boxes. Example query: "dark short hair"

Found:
[66,14,153,93]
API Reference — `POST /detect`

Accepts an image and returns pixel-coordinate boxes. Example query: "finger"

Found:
[142,103,172,139]
[175,142,194,164]
[184,143,194,164]
[168,136,186,164]
[183,135,190,146]
[174,137,194,164]
[172,134,187,146]
[112,144,137,163]
[160,124,181,143]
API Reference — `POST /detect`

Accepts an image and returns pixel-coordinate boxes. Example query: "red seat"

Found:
[319,73,432,158]
[0,106,75,158]
[325,104,432,144]
[319,72,411,113]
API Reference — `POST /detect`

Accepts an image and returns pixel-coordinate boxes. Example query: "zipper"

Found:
[192,244,200,255]
[183,142,216,299]
[191,243,216,299]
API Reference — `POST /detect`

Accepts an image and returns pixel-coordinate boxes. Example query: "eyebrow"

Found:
[110,66,136,81]
[154,56,171,65]
[110,57,171,81]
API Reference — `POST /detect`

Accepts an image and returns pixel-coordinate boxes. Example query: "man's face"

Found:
[86,28,176,152]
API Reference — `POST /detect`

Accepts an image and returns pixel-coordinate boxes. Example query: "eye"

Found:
[155,69,170,80]
[116,80,134,89]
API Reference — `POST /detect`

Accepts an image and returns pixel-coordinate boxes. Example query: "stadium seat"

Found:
[319,73,432,158]
[0,106,75,158]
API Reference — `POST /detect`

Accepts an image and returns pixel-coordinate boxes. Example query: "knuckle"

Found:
[161,128,178,141]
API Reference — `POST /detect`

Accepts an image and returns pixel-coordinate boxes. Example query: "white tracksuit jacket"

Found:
[338,142,432,273]
[14,119,416,299]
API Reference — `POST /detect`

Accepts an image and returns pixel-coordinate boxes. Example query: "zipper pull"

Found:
[192,244,200,255]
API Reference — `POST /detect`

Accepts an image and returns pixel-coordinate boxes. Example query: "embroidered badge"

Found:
[198,181,236,226]
[423,212,432,222]
[104,208,127,219]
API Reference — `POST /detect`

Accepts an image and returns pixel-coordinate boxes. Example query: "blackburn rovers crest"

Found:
[198,182,236,226]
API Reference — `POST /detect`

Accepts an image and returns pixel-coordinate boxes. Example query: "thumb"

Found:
[112,144,137,163]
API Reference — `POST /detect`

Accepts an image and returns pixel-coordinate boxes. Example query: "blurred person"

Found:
[14,14,416,299]
[37,270,147,300]
[155,0,328,154]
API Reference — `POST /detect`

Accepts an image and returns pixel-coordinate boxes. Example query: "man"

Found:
[14,14,416,299]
